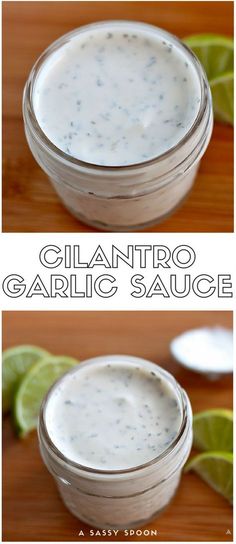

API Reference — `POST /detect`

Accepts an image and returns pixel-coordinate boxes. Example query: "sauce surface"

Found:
[45,359,182,470]
[33,22,201,166]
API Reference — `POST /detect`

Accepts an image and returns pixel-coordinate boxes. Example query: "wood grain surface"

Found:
[2,1,233,233]
[2,311,233,542]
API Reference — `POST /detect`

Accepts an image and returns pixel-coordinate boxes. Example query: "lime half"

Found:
[184,34,234,124]
[14,355,78,437]
[2,345,49,414]
[185,451,233,504]
[193,409,233,452]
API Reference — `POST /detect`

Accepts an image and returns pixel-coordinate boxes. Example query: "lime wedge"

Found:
[2,345,49,414]
[184,34,234,124]
[193,409,233,452]
[14,355,78,437]
[185,451,233,504]
[210,72,233,124]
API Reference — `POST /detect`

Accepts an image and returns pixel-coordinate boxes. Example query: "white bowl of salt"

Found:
[170,326,233,380]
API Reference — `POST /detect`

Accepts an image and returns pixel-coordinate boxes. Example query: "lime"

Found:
[14,355,78,437]
[2,345,49,413]
[210,72,233,124]
[193,409,233,452]
[185,451,233,504]
[184,34,234,124]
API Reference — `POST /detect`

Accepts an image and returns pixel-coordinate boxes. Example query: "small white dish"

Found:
[170,326,233,380]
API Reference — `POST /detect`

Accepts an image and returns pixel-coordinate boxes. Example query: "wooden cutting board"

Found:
[2,1,233,233]
[3,311,233,541]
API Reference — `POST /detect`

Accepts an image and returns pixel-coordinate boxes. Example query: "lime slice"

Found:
[185,451,233,504]
[2,345,49,414]
[193,409,233,452]
[14,355,78,437]
[184,34,234,124]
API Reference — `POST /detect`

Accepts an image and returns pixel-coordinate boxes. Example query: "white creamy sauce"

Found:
[171,327,233,373]
[33,22,201,166]
[45,360,182,470]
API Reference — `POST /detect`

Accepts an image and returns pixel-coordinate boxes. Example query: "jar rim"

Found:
[23,19,210,173]
[39,355,190,477]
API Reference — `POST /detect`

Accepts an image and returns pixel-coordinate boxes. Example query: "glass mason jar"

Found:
[23,21,213,232]
[38,356,193,529]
